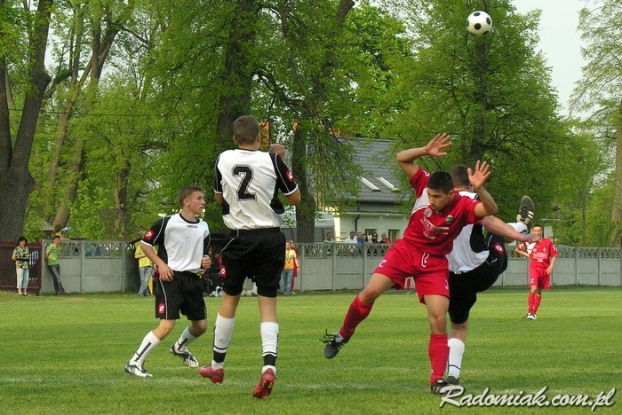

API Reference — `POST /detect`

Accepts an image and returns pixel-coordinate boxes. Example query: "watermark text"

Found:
[440,386,616,411]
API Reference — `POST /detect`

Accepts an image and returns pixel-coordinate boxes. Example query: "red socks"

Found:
[528,291,542,314]
[533,294,542,314]
[339,295,373,339]
[429,334,448,384]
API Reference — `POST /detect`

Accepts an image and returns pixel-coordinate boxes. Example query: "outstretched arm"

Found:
[480,216,539,243]
[396,133,452,178]
[469,160,497,217]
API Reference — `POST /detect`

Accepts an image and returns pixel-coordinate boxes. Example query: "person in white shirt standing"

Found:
[125,186,211,378]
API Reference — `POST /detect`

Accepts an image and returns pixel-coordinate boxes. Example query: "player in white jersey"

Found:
[445,165,537,385]
[125,186,212,378]
[200,115,301,399]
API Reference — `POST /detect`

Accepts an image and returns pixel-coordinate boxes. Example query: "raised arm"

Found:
[396,133,452,178]
[469,160,497,218]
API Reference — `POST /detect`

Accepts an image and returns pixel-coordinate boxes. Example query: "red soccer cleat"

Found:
[252,369,275,399]
[199,365,224,384]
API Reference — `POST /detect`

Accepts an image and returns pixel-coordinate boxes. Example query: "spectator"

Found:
[343,231,357,243]
[281,241,299,296]
[323,232,335,243]
[12,236,30,296]
[379,232,392,244]
[289,240,300,295]
[134,241,153,297]
[324,232,335,256]
[343,231,358,256]
[45,235,66,295]
[371,233,379,243]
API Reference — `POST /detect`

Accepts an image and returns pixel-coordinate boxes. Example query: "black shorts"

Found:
[448,234,507,325]
[220,228,285,298]
[153,271,207,321]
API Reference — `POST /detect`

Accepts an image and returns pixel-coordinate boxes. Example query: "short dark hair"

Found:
[178,186,203,207]
[427,171,454,194]
[449,164,470,188]
[53,235,61,240]
[233,115,260,145]
[18,236,27,244]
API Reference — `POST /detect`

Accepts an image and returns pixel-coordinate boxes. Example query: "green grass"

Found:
[1,288,620,414]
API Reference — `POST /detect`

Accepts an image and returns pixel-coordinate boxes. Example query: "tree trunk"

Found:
[610,102,622,246]
[0,0,53,241]
[292,123,316,243]
[215,0,259,149]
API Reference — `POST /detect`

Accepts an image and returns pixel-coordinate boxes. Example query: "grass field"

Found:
[1,287,620,414]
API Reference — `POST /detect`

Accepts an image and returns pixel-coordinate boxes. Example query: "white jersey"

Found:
[215,148,298,230]
[447,190,488,273]
[141,213,210,274]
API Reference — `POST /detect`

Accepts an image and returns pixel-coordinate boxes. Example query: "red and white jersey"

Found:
[523,238,558,268]
[403,169,481,257]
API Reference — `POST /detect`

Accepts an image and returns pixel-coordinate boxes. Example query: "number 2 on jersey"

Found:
[233,165,257,200]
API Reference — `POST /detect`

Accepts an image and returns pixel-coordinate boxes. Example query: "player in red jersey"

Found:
[516,224,558,320]
[322,133,498,394]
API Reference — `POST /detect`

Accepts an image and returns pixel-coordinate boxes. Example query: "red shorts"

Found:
[373,240,449,304]
[529,266,551,290]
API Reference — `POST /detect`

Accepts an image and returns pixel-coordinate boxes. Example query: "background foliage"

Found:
[0,0,618,245]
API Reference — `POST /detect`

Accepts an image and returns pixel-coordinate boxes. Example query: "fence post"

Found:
[574,247,578,285]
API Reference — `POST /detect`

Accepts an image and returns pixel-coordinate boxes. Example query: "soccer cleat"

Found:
[531,313,537,320]
[526,313,536,320]
[446,375,460,386]
[430,379,452,395]
[252,369,275,399]
[170,345,199,368]
[321,330,349,359]
[517,196,535,225]
[199,365,224,383]
[125,362,152,378]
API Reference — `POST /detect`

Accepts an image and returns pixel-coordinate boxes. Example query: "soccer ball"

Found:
[466,11,492,36]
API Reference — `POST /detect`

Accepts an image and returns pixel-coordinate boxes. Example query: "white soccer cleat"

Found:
[125,362,153,378]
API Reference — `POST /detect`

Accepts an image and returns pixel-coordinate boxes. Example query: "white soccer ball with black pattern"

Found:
[466,11,492,36]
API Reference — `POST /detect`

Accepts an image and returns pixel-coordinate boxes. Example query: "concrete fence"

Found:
[2,241,621,295]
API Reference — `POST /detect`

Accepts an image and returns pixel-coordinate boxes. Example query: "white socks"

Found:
[211,314,236,369]
[447,338,465,379]
[261,321,279,375]
[131,331,160,365]
[174,327,198,352]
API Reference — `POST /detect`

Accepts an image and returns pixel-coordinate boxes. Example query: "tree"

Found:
[0,0,53,241]
[375,0,568,222]
[571,0,622,246]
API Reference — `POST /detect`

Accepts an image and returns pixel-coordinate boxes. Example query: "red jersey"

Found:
[402,169,481,256]
[523,238,557,268]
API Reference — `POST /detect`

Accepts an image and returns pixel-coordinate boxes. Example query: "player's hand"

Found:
[269,143,286,161]
[159,264,174,281]
[201,256,212,269]
[424,133,452,158]
[467,160,491,190]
